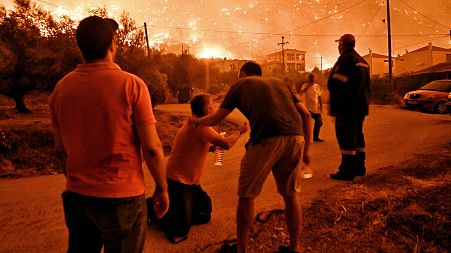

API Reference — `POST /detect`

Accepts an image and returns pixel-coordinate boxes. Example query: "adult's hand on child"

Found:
[188,116,201,128]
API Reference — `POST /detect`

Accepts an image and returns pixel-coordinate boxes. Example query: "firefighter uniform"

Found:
[328,45,371,180]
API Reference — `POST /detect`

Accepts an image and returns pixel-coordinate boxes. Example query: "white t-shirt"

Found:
[300,82,322,113]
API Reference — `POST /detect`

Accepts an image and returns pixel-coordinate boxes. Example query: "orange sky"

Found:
[1,0,450,69]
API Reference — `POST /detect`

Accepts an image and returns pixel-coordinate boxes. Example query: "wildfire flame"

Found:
[196,45,234,59]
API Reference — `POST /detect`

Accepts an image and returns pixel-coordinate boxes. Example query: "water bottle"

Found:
[214,132,226,166]
[300,163,313,179]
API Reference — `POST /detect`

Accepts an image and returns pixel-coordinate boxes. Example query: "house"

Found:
[265,49,307,72]
[362,51,392,76]
[394,43,451,75]
[208,58,251,73]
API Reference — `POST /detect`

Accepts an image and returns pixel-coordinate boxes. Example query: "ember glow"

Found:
[2,0,450,69]
[197,45,235,59]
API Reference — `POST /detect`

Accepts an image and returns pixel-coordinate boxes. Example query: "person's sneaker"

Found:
[278,245,301,253]
[164,232,188,244]
[330,171,355,181]
[220,242,237,253]
[313,138,324,142]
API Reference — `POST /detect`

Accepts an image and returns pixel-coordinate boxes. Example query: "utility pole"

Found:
[320,56,323,71]
[386,0,393,90]
[144,22,151,57]
[278,36,289,77]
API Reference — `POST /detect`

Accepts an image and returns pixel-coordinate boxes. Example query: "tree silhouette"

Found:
[0,0,80,113]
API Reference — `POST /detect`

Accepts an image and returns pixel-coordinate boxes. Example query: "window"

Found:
[287,54,295,61]
[296,64,305,71]
[296,54,304,61]
[287,63,296,71]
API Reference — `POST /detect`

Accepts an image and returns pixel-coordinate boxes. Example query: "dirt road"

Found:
[0,106,449,253]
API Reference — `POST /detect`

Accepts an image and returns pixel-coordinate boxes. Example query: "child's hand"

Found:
[239,121,248,134]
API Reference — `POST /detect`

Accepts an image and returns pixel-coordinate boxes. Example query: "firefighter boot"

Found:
[330,154,355,181]
[355,152,366,176]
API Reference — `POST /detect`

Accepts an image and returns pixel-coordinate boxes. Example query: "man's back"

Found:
[328,48,370,117]
[301,82,321,113]
[220,76,303,144]
[49,61,155,198]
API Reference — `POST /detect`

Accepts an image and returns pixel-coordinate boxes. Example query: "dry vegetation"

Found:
[206,147,450,253]
[0,92,238,178]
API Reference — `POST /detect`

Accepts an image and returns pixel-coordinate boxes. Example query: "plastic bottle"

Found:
[300,163,313,179]
[214,132,226,166]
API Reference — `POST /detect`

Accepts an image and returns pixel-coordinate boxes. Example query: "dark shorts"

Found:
[149,178,212,240]
[62,191,147,253]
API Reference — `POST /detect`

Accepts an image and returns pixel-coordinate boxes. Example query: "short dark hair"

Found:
[190,93,211,117]
[76,16,119,61]
[308,73,315,81]
[240,62,262,77]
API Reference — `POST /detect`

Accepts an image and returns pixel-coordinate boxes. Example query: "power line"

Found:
[245,0,371,45]
[357,4,383,39]
[287,0,370,34]
[398,0,450,29]
[36,0,60,8]
[146,24,446,37]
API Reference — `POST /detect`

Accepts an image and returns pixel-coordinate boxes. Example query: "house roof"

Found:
[415,62,451,74]
[266,49,307,57]
[362,53,388,58]
[409,45,451,54]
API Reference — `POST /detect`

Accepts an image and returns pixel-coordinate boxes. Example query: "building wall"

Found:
[266,50,306,72]
[432,51,451,65]
[395,50,433,75]
[210,59,249,73]
[363,54,391,76]
[372,58,390,76]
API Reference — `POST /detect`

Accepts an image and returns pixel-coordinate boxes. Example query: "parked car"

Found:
[446,92,451,114]
[403,79,451,114]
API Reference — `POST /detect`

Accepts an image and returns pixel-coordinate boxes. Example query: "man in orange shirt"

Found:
[150,93,244,243]
[49,16,169,253]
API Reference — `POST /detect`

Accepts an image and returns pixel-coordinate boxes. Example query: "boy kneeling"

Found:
[148,93,244,243]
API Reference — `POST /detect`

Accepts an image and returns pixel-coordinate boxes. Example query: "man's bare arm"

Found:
[135,123,169,219]
[295,102,313,165]
[318,96,323,112]
[190,108,231,126]
[52,126,67,176]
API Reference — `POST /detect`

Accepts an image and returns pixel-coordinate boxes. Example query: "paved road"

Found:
[0,105,449,253]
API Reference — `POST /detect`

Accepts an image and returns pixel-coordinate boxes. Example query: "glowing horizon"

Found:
[2,0,449,64]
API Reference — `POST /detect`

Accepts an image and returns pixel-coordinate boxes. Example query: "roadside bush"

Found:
[370,74,445,105]
[370,77,401,104]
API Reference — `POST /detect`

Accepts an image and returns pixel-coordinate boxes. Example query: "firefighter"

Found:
[327,34,371,181]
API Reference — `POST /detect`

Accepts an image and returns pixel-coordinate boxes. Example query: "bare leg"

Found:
[236,197,254,253]
[283,194,302,252]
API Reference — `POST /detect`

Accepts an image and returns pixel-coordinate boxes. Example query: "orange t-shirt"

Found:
[49,61,156,198]
[166,122,220,185]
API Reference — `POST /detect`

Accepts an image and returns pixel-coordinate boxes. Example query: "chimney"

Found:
[428,42,432,50]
